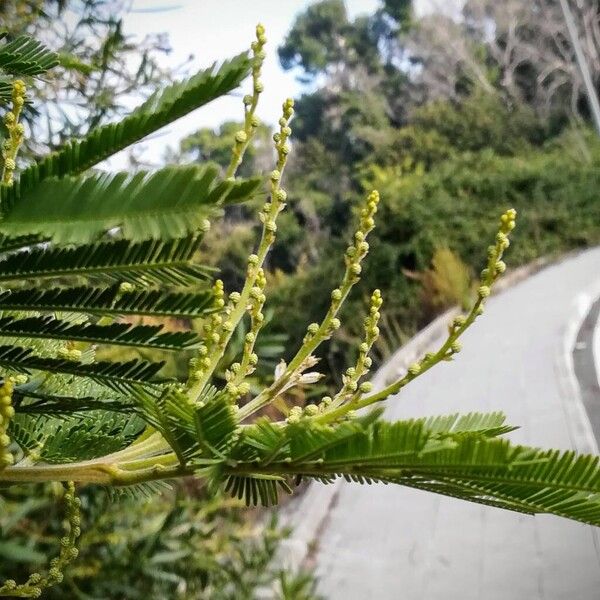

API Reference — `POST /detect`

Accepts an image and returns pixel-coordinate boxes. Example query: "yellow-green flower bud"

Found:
[304,403,319,416]
[453,316,466,328]
[69,349,82,361]
[119,281,135,294]
[408,363,421,375]
[307,323,319,335]
[478,285,491,298]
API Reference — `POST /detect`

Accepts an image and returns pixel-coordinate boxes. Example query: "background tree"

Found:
[1,0,174,158]
[268,0,600,378]
[407,0,600,124]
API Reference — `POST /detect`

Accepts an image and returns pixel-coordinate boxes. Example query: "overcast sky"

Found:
[116,0,380,165]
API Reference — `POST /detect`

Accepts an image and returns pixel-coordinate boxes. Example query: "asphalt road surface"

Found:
[307,248,600,600]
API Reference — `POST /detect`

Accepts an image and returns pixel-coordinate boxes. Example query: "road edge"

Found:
[557,281,600,455]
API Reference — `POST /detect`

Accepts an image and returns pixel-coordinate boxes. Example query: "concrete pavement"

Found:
[287,248,600,599]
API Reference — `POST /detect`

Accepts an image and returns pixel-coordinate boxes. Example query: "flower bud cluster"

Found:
[226,268,267,397]
[189,280,232,383]
[414,208,517,369]
[48,483,81,582]
[188,95,294,401]
[477,208,516,301]
[286,399,329,424]
[0,378,15,469]
[118,281,135,295]
[330,289,382,409]
[57,344,82,362]
[436,315,465,362]
[438,209,517,365]
[251,24,267,94]
[260,99,294,245]
[345,191,379,283]
[478,208,517,288]
[0,482,81,597]
[2,79,26,186]
[229,24,267,175]
[301,191,380,349]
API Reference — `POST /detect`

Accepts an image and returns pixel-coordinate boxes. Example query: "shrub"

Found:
[0,484,318,599]
[415,247,473,314]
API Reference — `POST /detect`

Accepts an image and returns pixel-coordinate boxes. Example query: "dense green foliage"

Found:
[271,133,600,363]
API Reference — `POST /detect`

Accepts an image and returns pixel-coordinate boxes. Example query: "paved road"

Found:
[305,248,600,600]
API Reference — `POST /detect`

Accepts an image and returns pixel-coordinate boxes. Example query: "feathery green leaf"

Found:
[0,34,59,76]
[2,51,250,200]
[0,315,200,350]
[0,285,215,319]
[0,234,210,286]
[0,165,262,243]
[0,345,164,389]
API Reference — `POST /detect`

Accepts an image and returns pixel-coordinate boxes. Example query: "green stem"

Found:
[117,452,179,471]
[95,434,169,464]
[238,191,380,420]
[188,103,293,399]
[320,297,484,422]
[0,459,190,486]
[318,209,516,423]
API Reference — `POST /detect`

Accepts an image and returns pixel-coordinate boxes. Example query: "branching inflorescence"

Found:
[1,79,25,186]
[0,483,80,598]
[1,24,600,597]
